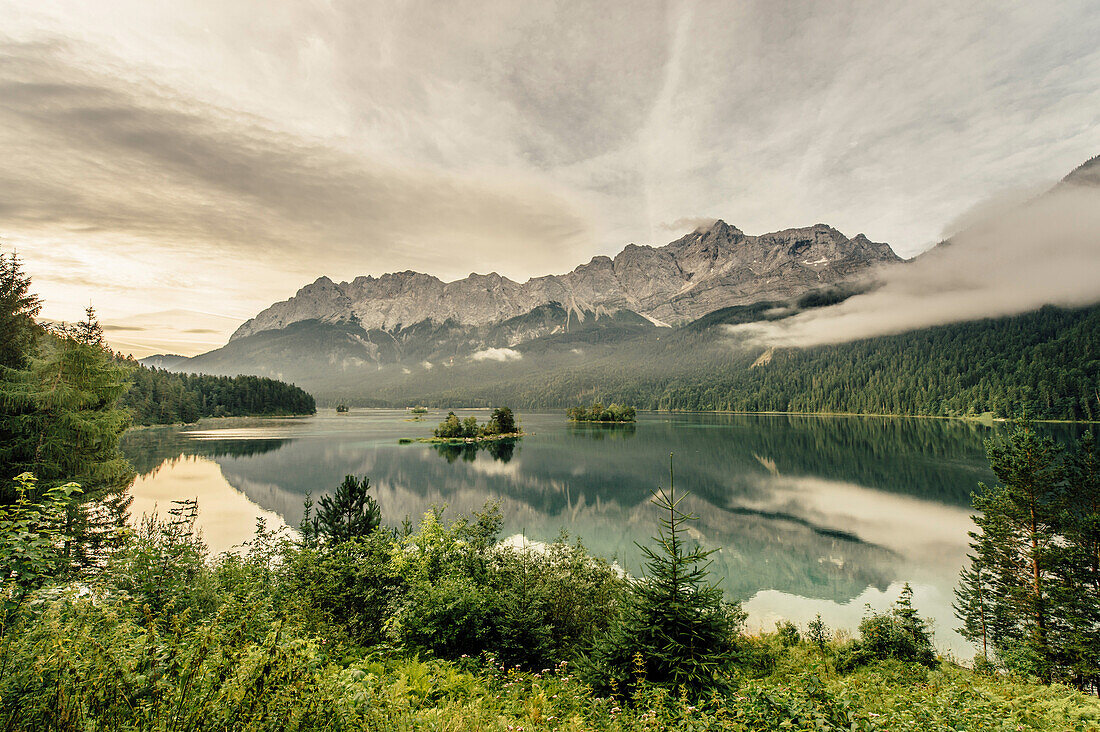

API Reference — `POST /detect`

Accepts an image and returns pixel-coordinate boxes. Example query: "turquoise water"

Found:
[120,410,1085,657]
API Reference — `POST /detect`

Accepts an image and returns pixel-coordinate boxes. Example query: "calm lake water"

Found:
[120,410,1086,657]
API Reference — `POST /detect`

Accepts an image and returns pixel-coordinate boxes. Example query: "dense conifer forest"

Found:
[354,304,1100,421]
[119,361,316,425]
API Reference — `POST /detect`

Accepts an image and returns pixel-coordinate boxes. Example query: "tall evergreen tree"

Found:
[0,249,41,371]
[584,454,743,698]
[0,306,134,572]
[955,421,1086,684]
[954,547,993,662]
[1051,432,1100,693]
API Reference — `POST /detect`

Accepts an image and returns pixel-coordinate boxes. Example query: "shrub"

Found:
[839,584,937,671]
[808,613,830,648]
[0,473,80,608]
[776,620,801,648]
[284,532,403,647]
[104,499,216,621]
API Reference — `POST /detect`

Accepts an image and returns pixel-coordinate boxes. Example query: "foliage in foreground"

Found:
[3,586,1100,731]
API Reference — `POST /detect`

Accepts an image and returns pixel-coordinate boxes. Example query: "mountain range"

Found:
[153,221,899,385]
[143,155,1100,418]
[231,221,899,339]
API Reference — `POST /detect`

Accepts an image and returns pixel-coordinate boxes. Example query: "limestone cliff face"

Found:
[231,220,901,341]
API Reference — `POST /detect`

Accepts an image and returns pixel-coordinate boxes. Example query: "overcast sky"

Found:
[1,0,1098,356]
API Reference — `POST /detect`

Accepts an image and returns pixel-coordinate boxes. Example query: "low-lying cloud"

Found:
[470,347,523,363]
[730,182,1100,347]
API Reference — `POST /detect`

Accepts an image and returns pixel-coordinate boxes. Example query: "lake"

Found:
[120,410,1085,657]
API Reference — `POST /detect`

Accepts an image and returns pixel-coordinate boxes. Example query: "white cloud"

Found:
[470,347,523,363]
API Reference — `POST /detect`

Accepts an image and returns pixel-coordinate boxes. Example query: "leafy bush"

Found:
[839,584,937,671]
[776,620,801,648]
[284,532,403,646]
[388,505,623,669]
[0,473,80,608]
[104,499,216,621]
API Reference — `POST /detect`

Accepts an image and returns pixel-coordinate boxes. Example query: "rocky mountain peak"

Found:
[229,218,901,342]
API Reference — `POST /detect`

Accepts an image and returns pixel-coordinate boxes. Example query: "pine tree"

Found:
[0,250,43,487]
[1,308,134,572]
[314,475,381,543]
[584,454,743,698]
[955,421,1067,682]
[954,551,992,662]
[0,249,41,371]
[1052,432,1100,693]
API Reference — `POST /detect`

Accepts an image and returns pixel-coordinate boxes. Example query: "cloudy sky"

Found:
[2,0,1098,356]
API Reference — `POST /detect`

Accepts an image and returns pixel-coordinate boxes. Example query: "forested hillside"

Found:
[333,304,1099,421]
[120,361,315,425]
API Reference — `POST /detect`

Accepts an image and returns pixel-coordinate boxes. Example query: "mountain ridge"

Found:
[231,220,901,341]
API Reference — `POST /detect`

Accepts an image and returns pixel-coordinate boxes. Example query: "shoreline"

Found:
[126,409,1099,431]
[124,413,316,432]
[649,409,1099,425]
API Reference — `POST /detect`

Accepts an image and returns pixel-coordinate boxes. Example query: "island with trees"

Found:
[567,402,637,423]
[427,407,521,442]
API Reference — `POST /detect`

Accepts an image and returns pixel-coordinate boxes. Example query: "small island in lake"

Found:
[409,406,428,414]
[404,407,523,444]
[335,404,349,413]
[567,402,636,423]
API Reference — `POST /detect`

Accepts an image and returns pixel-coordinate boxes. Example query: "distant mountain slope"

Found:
[160,155,1099,420]
[326,303,1100,422]
[139,354,190,370]
[1061,154,1100,187]
[231,220,900,340]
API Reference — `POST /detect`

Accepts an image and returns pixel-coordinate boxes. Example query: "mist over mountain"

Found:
[733,155,1100,347]
[156,220,897,385]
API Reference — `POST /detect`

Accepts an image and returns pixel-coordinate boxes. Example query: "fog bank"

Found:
[730,183,1100,347]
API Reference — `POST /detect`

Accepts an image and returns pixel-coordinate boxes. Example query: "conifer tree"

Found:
[584,454,743,698]
[1051,432,1100,693]
[954,552,993,662]
[0,249,41,371]
[955,421,1069,682]
[314,475,381,543]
